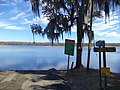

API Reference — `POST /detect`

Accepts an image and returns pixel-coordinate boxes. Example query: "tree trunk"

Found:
[75,5,84,69]
[76,26,82,68]
[87,0,93,71]
[87,40,91,71]
[33,33,35,44]
[76,28,82,68]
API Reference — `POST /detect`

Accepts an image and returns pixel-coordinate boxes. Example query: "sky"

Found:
[0,0,120,43]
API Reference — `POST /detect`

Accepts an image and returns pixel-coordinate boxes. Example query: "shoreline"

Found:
[0,41,120,46]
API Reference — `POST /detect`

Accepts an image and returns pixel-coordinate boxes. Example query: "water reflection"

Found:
[0,46,119,73]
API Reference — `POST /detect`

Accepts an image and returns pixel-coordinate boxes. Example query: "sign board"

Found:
[94,47,116,52]
[64,39,75,56]
[96,40,105,46]
[101,67,110,76]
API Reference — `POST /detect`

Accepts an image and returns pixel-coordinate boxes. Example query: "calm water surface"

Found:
[0,46,120,73]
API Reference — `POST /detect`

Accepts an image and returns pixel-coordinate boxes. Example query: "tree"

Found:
[86,0,120,71]
[26,0,120,69]
[87,0,94,71]
[30,24,42,44]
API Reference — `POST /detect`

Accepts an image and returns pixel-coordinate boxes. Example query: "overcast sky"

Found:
[0,0,120,43]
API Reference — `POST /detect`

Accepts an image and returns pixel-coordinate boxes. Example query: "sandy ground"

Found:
[0,68,120,90]
[0,69,69,90]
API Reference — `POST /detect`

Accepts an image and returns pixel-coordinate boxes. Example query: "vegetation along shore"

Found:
[0,41,120,46]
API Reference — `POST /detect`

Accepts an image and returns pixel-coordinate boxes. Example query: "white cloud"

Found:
[10,12,26,20]
[93,15,119,31]
[0,21,26,30]
[4,0,20,6]
[12,0,22,3]
[0,0,7,6]
[92,10,120,39]
[69,9,120,39]
[0,3,7,6]
[0,12,4,16]
[25,16,49,25]
[0,21,9,27]
[5,25,25,30]
[71,26,77,32]
[22,15,49,28]
[7,1,49,28]
[22,18,37,25]
[95,31,120,38]
[10,8,20,14]
[107,32,120,37]
[40,15,49,25]
[23,18,32,24]
[71,15,119,33]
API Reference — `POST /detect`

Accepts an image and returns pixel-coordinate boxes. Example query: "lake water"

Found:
[0,46,120,73]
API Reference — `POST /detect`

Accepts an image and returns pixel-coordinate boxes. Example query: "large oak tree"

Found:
[26,0,120,69]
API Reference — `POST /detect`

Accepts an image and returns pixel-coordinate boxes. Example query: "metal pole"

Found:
[67,55,70,71]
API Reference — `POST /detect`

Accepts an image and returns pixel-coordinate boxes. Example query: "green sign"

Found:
[64,39,75,56]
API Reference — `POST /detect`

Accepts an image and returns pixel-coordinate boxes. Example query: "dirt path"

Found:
[0,70,70,90]
[0,68,120,90]
[0,71,28,90]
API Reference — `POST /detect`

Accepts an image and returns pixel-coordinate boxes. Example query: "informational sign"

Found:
[101,67,110,76]
[96,40,105,46]
[94,40,116,88]
[64,39,75,56]
[94,47,116,52]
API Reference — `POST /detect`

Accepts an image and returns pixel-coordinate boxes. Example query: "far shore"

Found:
[0,41,120,46]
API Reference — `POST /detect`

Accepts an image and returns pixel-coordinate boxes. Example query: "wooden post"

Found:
[94,40,116,90]
[103,46,107,89]
[71,62,74,70]
[99,46,102,89]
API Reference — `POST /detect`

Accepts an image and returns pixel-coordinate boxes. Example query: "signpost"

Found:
[94,47,116,52]
[94,40,116,90]
[101,67,110,76]
[65,39,75,56]
[64,39,75,71]
[96,40,105,46]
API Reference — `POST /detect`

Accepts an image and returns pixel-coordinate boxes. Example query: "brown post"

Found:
[103,45,107,89]
[99,46,102,89]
